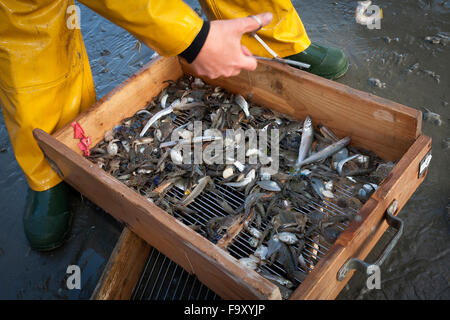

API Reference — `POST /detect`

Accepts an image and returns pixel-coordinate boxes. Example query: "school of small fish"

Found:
[88,75,395,299]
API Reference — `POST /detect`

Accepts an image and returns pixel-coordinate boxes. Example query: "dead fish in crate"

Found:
[295,115,314,167]
[223,169,256,188]
[139,101,205,137]
[234,94,253,120]
[258,269,294,289]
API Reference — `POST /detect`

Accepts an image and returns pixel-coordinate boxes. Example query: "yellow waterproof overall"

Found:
[0,0,310,191]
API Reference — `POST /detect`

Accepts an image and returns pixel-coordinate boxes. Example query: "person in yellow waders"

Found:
[0,0,348,251]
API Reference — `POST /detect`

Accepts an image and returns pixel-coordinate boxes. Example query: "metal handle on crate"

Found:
[337,200,403,281]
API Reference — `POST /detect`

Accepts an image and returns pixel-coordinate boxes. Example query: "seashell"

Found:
[257,180,281,192]
[254,245,268,260]
[248,227,262,239]
[170,148,183,164]
[223,166,234,179]
[322,190,335,198]
[248,237,259,248]
[107,140,119,156]
[233,161,245,172]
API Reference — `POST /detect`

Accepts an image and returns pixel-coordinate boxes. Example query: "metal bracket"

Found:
[418,150,432,178]
[337,199,403,281]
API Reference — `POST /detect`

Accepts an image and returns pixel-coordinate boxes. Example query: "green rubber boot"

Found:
[23,182,72,251]
[286,43,349,80]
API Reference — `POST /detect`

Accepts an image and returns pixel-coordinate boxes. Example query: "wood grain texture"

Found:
[182,60,422,161]
[91,228,151,300]
[34,129,281,300]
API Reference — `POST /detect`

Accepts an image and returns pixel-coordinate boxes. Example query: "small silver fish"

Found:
[295,136,351,168]
[224,169,255,187]
[107,139,119,156]
[248,237,259,248]
[254,245,268,260]
[257,180,281,192]
[140,102,204,137]
[248,227,262,239]
[296,115,314,167]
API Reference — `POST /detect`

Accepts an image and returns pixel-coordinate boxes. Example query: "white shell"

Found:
[137,169,152,174]
[239,257,258,270]
[275,232,298,245]
[107,141,119,156]
[248,227,262,239]
[160,94,168,108]
[260,171,271,181]
[324,181,333,191]
[300,169,311,177]
[246,169,256,180]
[155,129,162,141]
[170,149,183,164]
[223,166,234,179]
[178,129,193,140]
[254,245,268,261]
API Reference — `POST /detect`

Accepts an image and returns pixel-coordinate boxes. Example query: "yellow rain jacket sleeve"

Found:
[199,0,311,57]
[78,0,204,56]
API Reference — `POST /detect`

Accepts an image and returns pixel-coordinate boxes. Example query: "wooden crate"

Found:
[33,56,431,300]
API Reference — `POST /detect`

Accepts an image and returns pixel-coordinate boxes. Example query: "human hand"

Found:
[189,12,273,79]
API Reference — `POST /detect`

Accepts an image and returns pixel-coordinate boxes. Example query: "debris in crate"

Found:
[87,75,396,299]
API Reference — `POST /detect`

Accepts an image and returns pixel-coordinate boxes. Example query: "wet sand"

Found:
[0,0,448,299]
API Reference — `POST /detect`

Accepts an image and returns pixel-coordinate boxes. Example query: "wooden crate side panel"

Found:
[34,129,281,300]
[91,228,151,300]
[291,135,431,299]
[54,56,183,153]
[182,60,421,161]
[337,134,432,246]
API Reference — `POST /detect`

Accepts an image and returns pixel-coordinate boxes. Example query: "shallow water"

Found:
[0,0,448,299]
